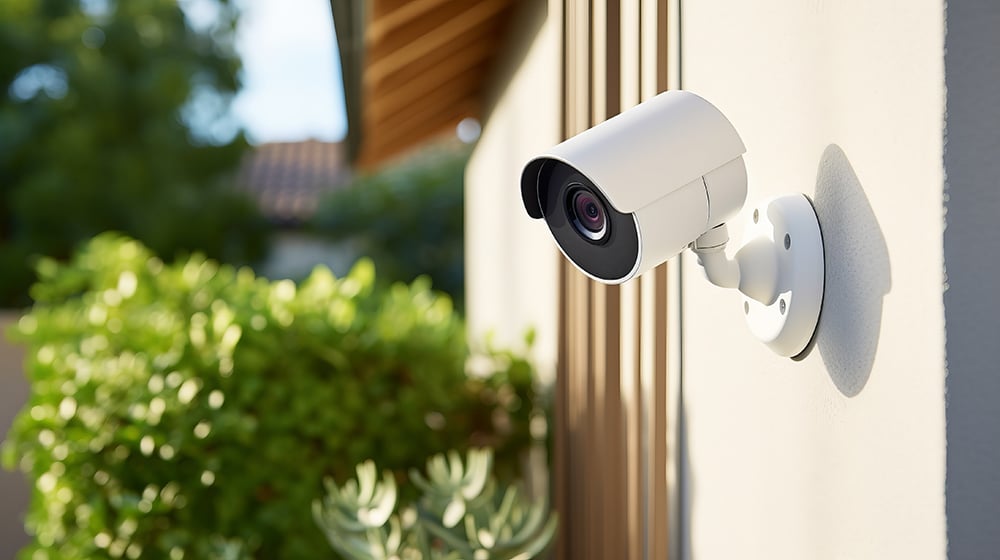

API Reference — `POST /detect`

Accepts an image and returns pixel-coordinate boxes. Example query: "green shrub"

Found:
[314,448,556,560]
[0,0,268,308]
[3,234,541,559]
[311,145,466,305]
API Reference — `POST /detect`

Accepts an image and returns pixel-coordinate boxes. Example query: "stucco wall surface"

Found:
[677,1,947,558]
[465,0,560,381]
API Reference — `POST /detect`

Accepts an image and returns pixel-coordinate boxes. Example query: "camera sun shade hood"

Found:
[520,90,746,218]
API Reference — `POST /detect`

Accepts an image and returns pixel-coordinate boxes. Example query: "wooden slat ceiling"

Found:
[353,0,518,168]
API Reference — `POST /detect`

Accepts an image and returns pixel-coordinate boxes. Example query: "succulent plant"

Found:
[313,449,556,560]
[313,462,405,560]
[410,448,495,530]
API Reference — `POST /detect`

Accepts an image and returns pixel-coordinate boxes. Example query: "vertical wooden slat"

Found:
[639,269,657,558]
[568,0,591,134]
[660,6,683,553]
[655,6,672,559]
[586,277,602,560]
[576,271,594,560]
[618,1,644,559]
[602,0,622,120]
[554,265,569,560]
[574,3,594,558]
[563,264,592,560]
[621,0,641,109]
[594,2,629,560]
[591,0,607,126]
[641,3,672,558]
[589,284,607,559]
[587,4,606,555]
[619,277,643,560]
[555,0,590,557]
[640,0,660,100]
[637,264,670,560]
[657,0,671,93]
[652,265,670,560]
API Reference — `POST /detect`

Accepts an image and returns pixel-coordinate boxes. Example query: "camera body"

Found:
[519,90,827,358]
[520,90,748,283]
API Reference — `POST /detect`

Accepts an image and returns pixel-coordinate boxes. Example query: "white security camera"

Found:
[520,90,825,358]
[520,90,748,283]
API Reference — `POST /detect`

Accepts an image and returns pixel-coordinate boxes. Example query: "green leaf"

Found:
[442,498,465,529]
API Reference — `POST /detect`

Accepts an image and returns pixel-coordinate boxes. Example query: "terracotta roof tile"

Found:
[236,140,351,224]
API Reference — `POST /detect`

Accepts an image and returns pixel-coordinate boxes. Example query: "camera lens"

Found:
[575,194,604,230]
[568,187,609,242]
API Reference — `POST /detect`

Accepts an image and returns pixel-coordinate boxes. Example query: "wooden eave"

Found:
[335,0,518,168]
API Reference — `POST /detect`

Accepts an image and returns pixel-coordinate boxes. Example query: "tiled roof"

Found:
[237,140,351,224]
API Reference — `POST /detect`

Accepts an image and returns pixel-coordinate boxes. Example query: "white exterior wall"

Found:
[677,2,948,559]
[465,0,560,381]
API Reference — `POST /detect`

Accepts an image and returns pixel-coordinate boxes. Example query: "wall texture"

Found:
[465,0,560,379]
[677,1,948,558]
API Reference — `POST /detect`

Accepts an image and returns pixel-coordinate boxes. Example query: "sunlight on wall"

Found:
[466,1,559,383]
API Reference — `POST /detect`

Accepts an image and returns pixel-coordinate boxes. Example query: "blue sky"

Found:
[230,0,347,144]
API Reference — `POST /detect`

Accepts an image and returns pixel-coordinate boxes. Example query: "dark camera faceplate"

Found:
[537,160,640,282]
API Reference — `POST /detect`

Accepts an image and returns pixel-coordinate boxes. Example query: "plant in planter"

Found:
[2,234,544,559]
[314,448,557,560]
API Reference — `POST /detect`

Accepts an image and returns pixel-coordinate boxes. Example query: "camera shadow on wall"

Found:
[811,144,892,396]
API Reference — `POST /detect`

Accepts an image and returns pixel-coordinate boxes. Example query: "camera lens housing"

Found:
[567,186,609,242]
[535,160,641,282]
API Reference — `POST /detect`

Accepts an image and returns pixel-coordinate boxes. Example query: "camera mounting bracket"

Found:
[691,194,825,358]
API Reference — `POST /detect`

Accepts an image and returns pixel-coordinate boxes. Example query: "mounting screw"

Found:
[753,209,759,224]
[779,298,786,315]
[784,233,791,250]
[744,301,750,314]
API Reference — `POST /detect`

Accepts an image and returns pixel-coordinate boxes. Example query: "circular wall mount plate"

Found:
[741,194,825,358]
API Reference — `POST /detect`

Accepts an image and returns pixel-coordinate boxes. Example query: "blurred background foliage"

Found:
[311,145,467,306]
[0,2,537,557]
[4,235,542,559]
[0,0,269,309]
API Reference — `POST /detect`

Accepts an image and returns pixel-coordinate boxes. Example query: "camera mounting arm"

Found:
[689,194,825,358]
[691,223,780,306]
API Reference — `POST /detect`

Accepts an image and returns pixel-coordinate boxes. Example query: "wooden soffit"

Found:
[339,0,518,168]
